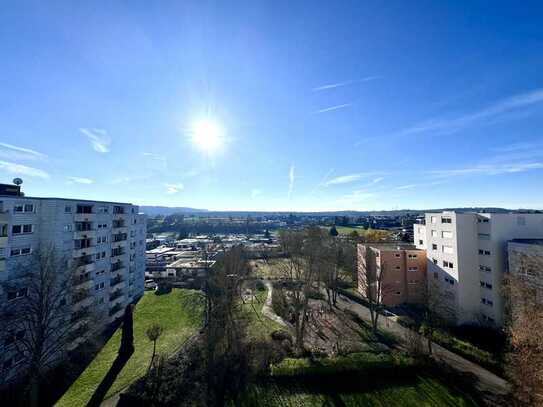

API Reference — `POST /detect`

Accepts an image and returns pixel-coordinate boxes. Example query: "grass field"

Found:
[236,353,479,406]
[57,289,204,407]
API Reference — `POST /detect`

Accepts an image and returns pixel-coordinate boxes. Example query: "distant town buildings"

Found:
[414,211,543,327]
[357,243,427,306]
[0,185,146,381]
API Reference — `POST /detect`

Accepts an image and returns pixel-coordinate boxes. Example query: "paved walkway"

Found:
[334,293,511,397]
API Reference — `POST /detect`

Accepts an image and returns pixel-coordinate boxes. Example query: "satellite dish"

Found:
[13,178,23,186]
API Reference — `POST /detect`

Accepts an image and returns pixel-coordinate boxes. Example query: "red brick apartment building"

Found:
[357,243,427,306]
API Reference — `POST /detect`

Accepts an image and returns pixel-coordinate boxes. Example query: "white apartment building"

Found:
[414,211,543,327]
[0,193,146,381]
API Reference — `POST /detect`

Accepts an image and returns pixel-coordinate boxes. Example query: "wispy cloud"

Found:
[395,184,418,190]
[80,128,111,153]
[335,190,378,207]
[251,189,262,199]
[143,152,166,162]
[312,76,380,91]
[67,176,94,184]
[314,103,351,114]
[0,160,49,179]
[395,88,543,137]
[324,173,384,186]
[288,164,295,199]
[0,142,47,161]
[430,162,543,177]
[110,175,152,185]
[165,183,184,194]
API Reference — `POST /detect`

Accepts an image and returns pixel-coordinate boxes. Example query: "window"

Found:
[65,205,72,213]
[480,281,485,287]
[10,246,31,256]
[98,206,109,214]
[485,283,493,289]
[432,244,438,250]
[442,231,453,239]
[12,224,33,234]
[395,291,401,295]
[408,266,418,271]
[434,272,438,279]
[63,224,73,232]
[395,266,401,270]
[444,277,454,285]
[478,233,490,239]
[443,245,453,254]
[432,258,438,264]
[481,298,493,307]
[484,250,491,255]
[95,282,105,291]
[418,239,423,245]
[441,217,452,224]
[431,216,437,224]
[24,204,34,212]
[394,253,400,257]
[479,265,492,272]
[431,230,438,237]
[14,205,23,212]
[408,254,417,258]
[443,261,454,268]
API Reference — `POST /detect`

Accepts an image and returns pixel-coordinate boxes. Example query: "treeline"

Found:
[147,216,273,236]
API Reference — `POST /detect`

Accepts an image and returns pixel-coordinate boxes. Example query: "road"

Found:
[334,292,511,398]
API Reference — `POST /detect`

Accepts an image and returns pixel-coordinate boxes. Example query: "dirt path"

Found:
[261,280,292,328]
[335,293,511,398]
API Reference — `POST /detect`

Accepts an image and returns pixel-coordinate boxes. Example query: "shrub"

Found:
[255,280,266,291]
[271,288,290,321]
[396,316,416,329]
[271,329,292,343]
[306,290,325,300]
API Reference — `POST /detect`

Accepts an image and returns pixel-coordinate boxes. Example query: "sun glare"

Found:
[190,119,224,153]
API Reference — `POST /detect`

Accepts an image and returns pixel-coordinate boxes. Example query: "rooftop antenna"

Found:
[13,178,23,196]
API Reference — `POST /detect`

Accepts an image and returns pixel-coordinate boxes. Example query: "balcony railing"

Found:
[76,255,94,267]
[71,307,89,323]
[111,249,125,258]
[111,261,124,272]
[110,276,124,287]
[110,289,123,302]
[109,303,123,316]
[73,288,91,304]
[113,233,127,242]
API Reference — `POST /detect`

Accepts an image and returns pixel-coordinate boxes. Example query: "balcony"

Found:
[74,213,96,222]
[73,246,96,258]
[109,289,124,302]
[74,229,96,239]
[73,288,91,304]
[71,306,90,323]
[109,303,123,317]
[110,276,124,287]
[111,248,125,259]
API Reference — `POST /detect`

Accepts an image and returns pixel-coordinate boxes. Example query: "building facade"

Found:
[0,194,146,381]
[414,211,543,327]
[357,243,427,306]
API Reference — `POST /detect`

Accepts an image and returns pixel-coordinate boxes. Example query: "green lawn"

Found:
[237,376,478,406]
[57,289,203,407]
[235,352,478,406]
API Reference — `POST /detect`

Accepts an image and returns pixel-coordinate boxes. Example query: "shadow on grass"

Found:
[86,305,135,407]
[86,350,133,407]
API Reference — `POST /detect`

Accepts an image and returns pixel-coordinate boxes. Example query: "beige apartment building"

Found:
[415,211,543,327]
[357,243,427,306]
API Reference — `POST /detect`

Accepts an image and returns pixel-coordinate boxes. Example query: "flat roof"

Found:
[360,242,421,251]
[510,239,543,246]
[0,195,134,206]
[167,259,216,268]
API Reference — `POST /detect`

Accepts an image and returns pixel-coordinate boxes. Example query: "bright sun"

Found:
[190,119,224,153]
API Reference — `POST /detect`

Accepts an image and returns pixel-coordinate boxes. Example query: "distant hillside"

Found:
[139,206,208,216]
[140,206,538,217]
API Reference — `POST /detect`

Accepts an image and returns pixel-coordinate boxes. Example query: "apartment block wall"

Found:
[416,211,543,327]
[0,196,146,382]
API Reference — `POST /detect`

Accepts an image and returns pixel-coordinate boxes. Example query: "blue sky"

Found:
[1,1,543,211]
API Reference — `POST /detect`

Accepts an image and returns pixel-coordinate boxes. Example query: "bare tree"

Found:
[146,323,163,372]
[0,245,95,406]
[503,272,543,406]
[420,278,456,354]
